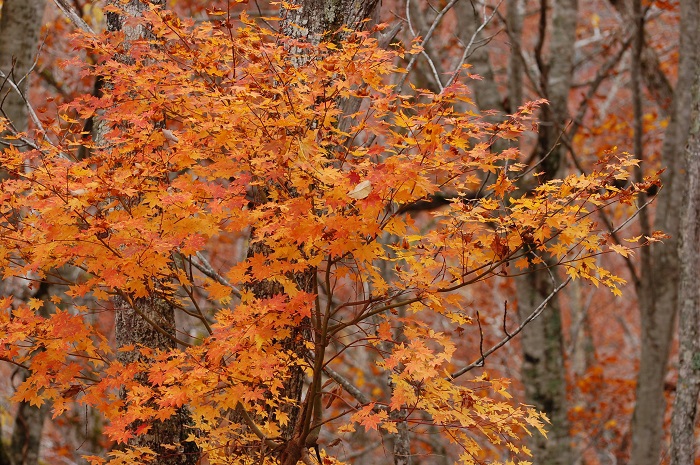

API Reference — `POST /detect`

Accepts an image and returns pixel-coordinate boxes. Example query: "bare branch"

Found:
[444,0,505,90]
[323,366,375,407]
[449,276,571,380]
[406,0,444,92]
[190,251,242,298]
[52,0,95,34]
[0,69,46,137]
[396,0,461,92]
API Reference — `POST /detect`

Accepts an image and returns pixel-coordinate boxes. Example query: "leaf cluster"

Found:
[0,7,658,464]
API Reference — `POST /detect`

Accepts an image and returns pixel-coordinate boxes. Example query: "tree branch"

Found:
[51,0,95,34]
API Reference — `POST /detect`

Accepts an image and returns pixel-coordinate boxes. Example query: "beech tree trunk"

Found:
[0,1,50,463]
[670,50,700,465]
[629,1,699,464]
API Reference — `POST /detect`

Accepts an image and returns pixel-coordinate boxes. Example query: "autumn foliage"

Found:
[0,5,659,465]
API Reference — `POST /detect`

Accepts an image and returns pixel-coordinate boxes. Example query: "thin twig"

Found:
[475,310,485,367]
[502,300,511,337]
[443,0,505,89]
[449,276,571,379]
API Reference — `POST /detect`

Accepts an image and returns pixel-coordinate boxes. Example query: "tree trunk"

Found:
[8,372,50,465]
[246,3,381,464]
[506,0,524,112]
[669,50,700,465]
[114,297,197,464]
[0,0,46,134]
[515,1,577,464]
[516,270,571,465]
[607,0,674,118]
[0,0,50,462]
[280,0,380,43]
[440,3,575,464]
[629,1,699,464]
[103,1,198,463]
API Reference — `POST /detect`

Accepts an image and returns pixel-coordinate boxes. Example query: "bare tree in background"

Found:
[629,1,699,463]
[670,38,700,465]
[514,1,578,464]
[0,0,51,463]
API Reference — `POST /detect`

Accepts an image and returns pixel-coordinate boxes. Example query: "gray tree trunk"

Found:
[629,1,699,464]
[607,0,674,117]
[248,4,381,465]
[10,284,51,465]
[0,0,50,463]
[102,1,198,463]
[0,0,45,134]
[515,271,571,465]
[506,0,524,112]
[114,297,197,464]
[280,0,379,43]
[8,371,50,465]
[515,1,577,464]
[670,50,700,465]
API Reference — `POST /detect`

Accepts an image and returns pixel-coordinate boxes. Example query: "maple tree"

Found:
[0,2,663,465]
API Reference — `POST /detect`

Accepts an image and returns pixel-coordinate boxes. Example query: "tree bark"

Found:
[629,1,699,464]
[516,270,571,465]
[114,297,197,465]
[515,1,577,464]
[669,50,700,465]
[280,0,380,44]
[102,1,198,463]
[607,0,674,117]
[247,3,381,464]
[0,0,51,462]
[9,369,50,465]
[506,0,524,112]
[0,0,46,134]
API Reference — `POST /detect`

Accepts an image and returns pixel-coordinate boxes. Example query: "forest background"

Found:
[0,0,698,464]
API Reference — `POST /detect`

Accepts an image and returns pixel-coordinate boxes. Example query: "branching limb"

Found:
[396,0,461,92]
[444,0,504,90]
[450,191,657,380]
[236,402,281,449]
[0,69,47,138]
[189,252,242,298]
[406,0,444,92]
[323,366,374,407]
